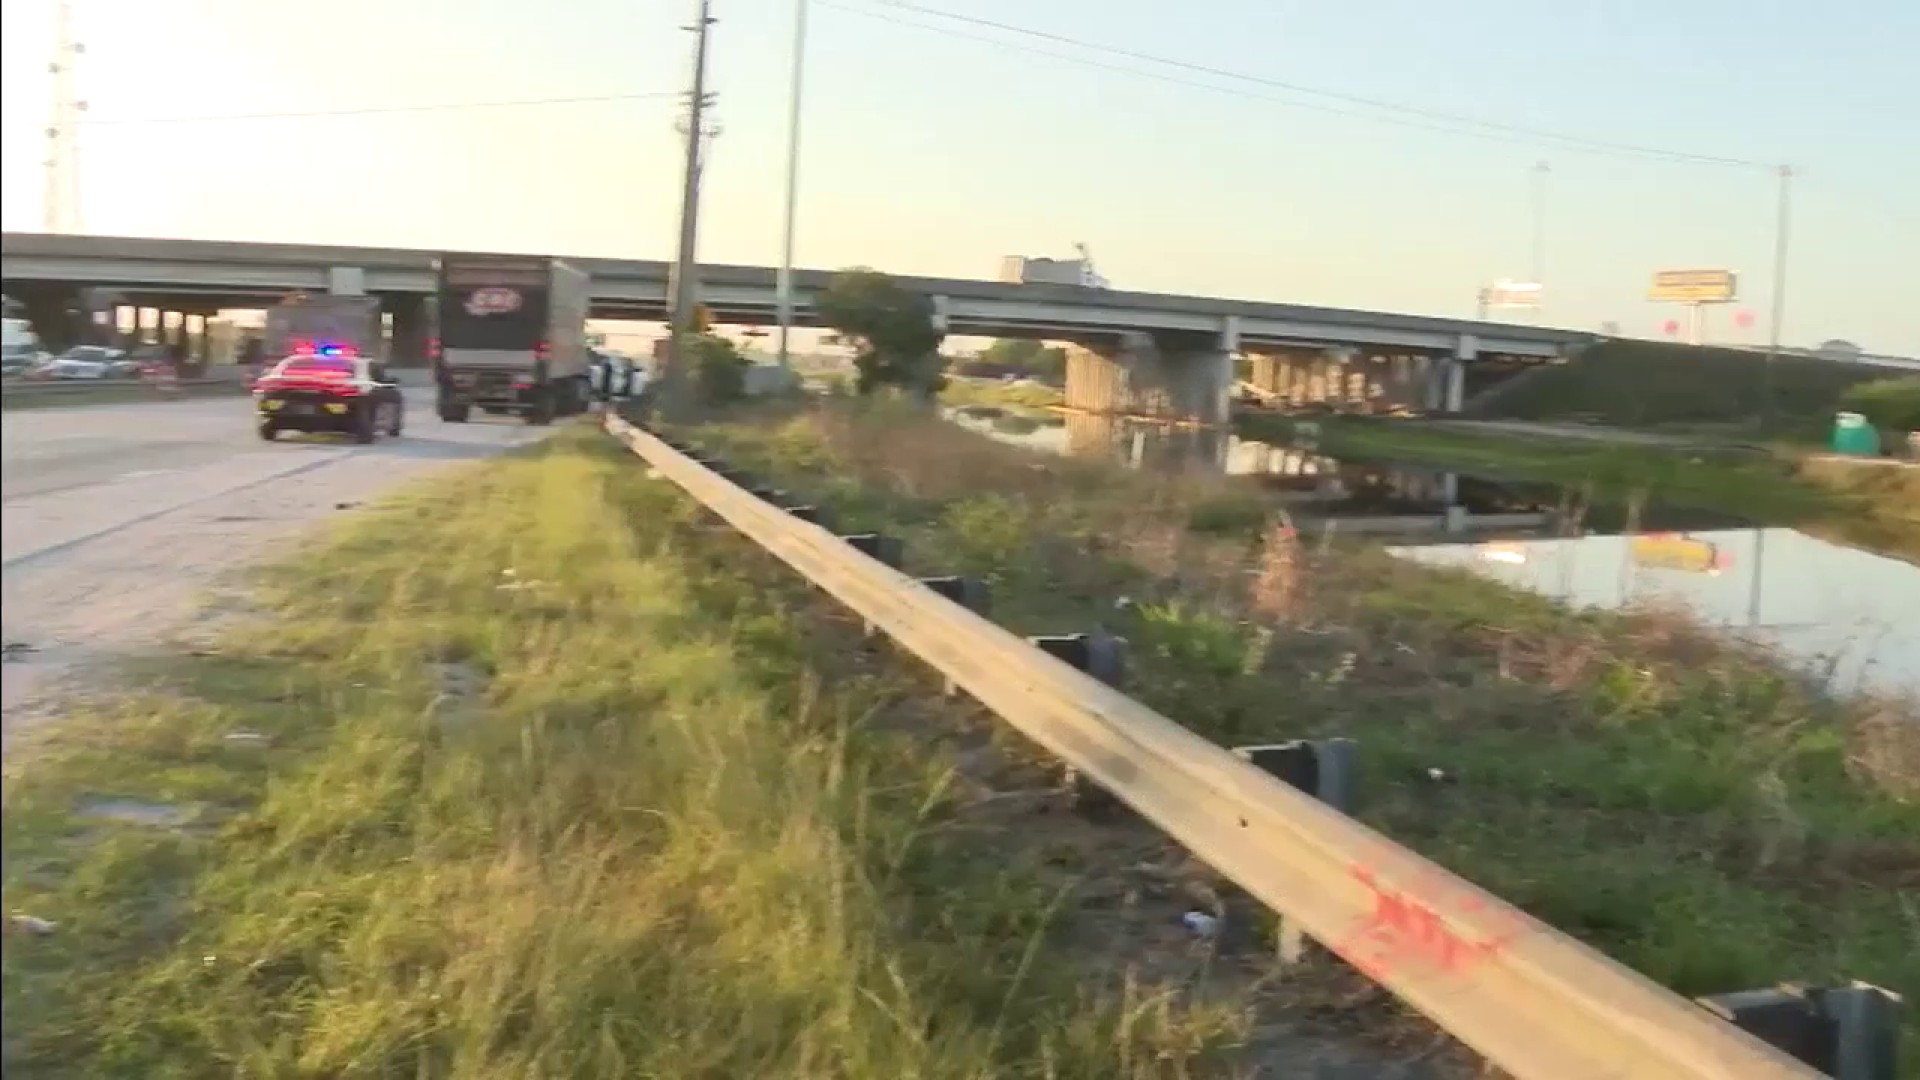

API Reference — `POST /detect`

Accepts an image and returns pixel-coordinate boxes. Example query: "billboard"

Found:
[1481,280,1543,309]
[1648,269,1737,304]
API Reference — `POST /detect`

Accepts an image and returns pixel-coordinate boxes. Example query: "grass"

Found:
[940,378,1067,412]
[2,429,1268,1078]
[1243,414,1920,564]
[688,401,1920,1073]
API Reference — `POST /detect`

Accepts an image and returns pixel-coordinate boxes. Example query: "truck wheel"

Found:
[524,390,554,426]
[439,400,471,423]
[352,402,379,445]
[386,402,404,436]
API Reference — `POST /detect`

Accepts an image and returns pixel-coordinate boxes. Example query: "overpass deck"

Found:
[5,231,1593,358]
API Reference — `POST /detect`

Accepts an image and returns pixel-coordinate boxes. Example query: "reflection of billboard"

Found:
[1631,533,1730,575]
[1648,269,1737,304]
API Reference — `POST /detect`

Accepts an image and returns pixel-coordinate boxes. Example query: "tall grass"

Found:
[692,402,1920,1071]
[2,432,1248,1077]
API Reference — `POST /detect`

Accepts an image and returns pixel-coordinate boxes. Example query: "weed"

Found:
[692,403,1920,1069]
[3,432,1268,1078]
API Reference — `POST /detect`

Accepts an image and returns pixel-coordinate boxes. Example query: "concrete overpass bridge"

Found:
[3,232,1594,421]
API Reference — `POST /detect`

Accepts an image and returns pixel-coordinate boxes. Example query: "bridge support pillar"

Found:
[13,283,86,352]
[1433,334,1475,414]
[1445,360,1466,413]
[1063,320,1234,425]
[384,294,431,367]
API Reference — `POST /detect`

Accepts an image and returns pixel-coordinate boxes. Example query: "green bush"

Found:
[1839,377,1920,434]
[685,333,749,405]
[1471,340,1889,433]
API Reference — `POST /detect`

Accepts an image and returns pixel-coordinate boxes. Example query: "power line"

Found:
[839,0,1773,169]
[75,91,680,128]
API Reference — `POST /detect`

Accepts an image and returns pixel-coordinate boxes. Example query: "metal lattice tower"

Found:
[43,0,86,234]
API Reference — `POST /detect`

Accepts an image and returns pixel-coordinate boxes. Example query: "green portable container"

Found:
[1829,411,1881,456]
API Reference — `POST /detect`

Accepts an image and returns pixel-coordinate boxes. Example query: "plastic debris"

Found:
[1181,911,1219,938]
[9,914,58,936]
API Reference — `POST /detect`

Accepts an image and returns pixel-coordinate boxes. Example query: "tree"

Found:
[960,339,1067,385]
[685,332,749,405]
[814,269,947,400]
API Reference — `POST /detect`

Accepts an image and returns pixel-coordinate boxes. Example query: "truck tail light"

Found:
[534,339,550,362]
[427,337,441,359]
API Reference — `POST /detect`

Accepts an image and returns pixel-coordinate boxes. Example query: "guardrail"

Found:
[0,376,241,397]
[603,411,1827,1080]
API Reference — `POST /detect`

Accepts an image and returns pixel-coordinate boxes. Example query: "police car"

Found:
[253,344,405,443]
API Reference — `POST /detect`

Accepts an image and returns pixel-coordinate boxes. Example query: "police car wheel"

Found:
[352,403,379,444]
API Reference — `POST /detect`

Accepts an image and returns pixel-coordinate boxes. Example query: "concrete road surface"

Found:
[2,394,548,753]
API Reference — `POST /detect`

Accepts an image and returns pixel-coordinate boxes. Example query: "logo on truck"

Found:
[464,287,524,317]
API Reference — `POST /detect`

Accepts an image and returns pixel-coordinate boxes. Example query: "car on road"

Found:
[37,346,130,380]
[253,349,405,444]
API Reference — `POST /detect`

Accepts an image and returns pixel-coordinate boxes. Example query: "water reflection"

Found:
[944,407,1706,534]
[944,406,1917,699]
[1388,529,1920,699]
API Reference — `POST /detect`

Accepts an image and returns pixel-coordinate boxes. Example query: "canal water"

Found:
[947,406,1920,700]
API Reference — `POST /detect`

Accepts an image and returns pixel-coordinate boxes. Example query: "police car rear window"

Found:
[281,357,355,375]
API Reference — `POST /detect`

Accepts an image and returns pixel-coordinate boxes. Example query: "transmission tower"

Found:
[43,0,87,233]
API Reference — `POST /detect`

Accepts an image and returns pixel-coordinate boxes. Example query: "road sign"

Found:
[1648,269,1737,304]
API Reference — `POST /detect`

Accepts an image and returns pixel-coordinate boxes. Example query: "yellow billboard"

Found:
[1648,269,1737,304]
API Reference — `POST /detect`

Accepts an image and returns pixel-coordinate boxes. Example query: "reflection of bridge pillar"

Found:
[1064,411,1124,459]
[384,294,431,367]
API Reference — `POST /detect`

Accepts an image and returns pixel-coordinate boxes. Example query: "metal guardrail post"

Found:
[1696,983,1903,1080]
[1026,631,1130,814]
[1233,738,1360,963]
[838,532,903,569]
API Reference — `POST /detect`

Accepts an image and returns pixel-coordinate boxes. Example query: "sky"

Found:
[3,0,1918,354]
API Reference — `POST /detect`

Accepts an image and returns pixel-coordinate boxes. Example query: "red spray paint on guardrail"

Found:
[1335,861,1532,982]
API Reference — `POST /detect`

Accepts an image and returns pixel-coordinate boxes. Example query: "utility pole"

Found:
[774,0,809,371]
[1528,161,1549,324]
[43,0,86,234]
[1761,164,1793,436]
[663,0,716,398]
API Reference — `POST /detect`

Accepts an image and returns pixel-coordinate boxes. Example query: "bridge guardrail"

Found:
[602,411,1822,1080]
